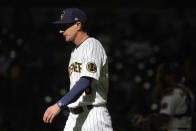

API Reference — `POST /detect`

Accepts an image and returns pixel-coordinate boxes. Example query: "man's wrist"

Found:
[57,100,64,108]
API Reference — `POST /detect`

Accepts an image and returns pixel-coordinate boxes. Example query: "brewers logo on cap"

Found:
[87,62,97,73]
[74,17,78,21]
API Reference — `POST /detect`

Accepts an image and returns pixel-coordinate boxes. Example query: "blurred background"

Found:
[0,5,196,131]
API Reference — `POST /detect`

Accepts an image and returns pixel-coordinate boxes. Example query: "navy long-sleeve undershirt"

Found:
[57,76,92,108]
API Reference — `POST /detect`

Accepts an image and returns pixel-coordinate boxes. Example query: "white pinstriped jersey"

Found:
[64,37,113,131]
[67,37,109,108]
[160,85,194,131]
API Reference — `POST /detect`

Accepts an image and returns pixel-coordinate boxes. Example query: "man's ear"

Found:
[76,22,83,31]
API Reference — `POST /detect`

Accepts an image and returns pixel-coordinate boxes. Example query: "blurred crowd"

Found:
[0,7,196,131]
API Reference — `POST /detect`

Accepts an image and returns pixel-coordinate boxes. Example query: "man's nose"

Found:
[59,30,64,34]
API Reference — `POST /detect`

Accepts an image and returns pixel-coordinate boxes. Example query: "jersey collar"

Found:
[75,36,90,48]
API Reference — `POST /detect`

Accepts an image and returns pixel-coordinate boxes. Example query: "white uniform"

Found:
[64,37,113,131]
[160,84,194,131]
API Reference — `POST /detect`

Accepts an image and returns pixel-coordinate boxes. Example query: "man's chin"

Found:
[65,39,70,42]
[65,38,73,43]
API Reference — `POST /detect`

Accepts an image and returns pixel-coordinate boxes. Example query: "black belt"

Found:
[69,105,93,114]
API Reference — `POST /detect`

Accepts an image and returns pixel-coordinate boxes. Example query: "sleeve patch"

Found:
[86,62,97,73]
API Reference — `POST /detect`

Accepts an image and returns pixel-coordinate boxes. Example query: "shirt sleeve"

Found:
[81,39,104,80]
[160,94,174,115]
[160,89,187,115]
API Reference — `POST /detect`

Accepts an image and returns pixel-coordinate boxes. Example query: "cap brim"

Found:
[52,19,74,24]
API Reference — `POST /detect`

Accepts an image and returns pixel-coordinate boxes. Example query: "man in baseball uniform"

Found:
[43,8,113,131]
[131,62,194,131]
[155,62,195,131]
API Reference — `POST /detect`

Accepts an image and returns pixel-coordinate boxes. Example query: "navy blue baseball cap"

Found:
[53,8,87,24]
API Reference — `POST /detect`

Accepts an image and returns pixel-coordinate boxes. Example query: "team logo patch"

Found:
[87,62,97,73]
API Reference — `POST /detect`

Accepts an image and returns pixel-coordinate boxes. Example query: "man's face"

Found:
[59,22,80,42]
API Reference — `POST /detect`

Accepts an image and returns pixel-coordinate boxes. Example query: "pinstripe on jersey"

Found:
[64,37,113,131]
[64,105,113,131]
[68,37,109,108]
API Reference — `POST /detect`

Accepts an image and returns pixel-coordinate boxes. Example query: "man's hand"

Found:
[43,103,61,123]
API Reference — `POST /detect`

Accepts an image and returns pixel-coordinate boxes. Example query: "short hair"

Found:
[81,22,87,32]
